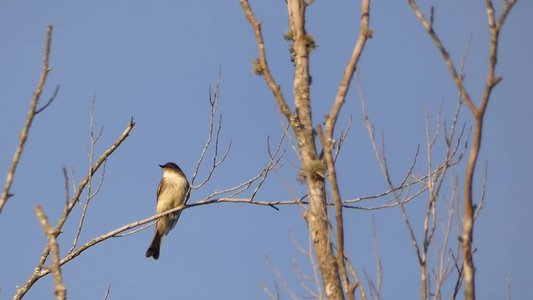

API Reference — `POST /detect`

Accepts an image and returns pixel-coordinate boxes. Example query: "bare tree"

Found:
[408,1,518,299]
[241,0,518,299]
[241,0,372,298]
[1,1,520,299]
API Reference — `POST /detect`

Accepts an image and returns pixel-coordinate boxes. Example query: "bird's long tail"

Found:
[145,232,162,260]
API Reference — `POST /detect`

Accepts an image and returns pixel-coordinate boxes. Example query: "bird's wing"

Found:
[184,182,191,203]
[156,178,164,202]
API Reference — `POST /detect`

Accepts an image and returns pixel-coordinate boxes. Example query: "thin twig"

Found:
[114,222,154,237]
[287,230,321,298]
[371,216,382,299]
[191,73,232,189]
[191,74,220,186]
[62,166,70,205]
[291,258,319,299]
[343,256,363,300]
[250,132,287,203]
[407,0,476,113]
[307,229,324,300]
[360,88,423,264]
[70,97,106,253]
[334,115,352,162]
[451,249,464,300]
[35,85,60,115]
[433,191,456,300]
[265,255,299,300]
[103,284,111,300]
[196,127,286,209]
[506,277,511,300]
[260,281,279,300]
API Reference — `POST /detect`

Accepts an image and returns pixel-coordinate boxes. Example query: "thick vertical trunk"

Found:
[287,1,345,298]
[305,174,345,300]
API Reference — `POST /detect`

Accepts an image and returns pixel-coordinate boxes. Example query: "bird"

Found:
[146,162,190,260]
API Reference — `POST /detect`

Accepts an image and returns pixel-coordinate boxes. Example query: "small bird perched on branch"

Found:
[146,162,190,260]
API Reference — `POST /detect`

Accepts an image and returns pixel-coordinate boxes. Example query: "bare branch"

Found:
[265,255,299,300]
[506,277,511,300]
[370,215,382,300]
[451,249,464,300]
[195,126,286,210]
[334,115,352,162]
[70,97,107,253]
[325,0,370,138]
[361,74,468,298]
[103,284,111,300]
[191,74,232,189]
[192,194,423,211]
[433,190,456,299]
[407,2,518,298]
[57,118,135,238]
[465,2,517,298]
[34,205,66,300]
[25,204,188,283]
[317,125,354,299]
[360,91,422,259]
[35,85,60,115]
[288,230,322,299]
[0,25,54,214]
[260,281,280,300]
[62,166,70,205]
[343,187,425,210]
[250,132,288,202]
[205,167,279,203]
[344,256,365,300]
[276,114,301,160]
[307,230,324,300]
[14,118,135,300]
[407,0,476,113]
[240,0,292,120]
[115,222,154,237]
[496,0,519,31]
[193,116,232,189]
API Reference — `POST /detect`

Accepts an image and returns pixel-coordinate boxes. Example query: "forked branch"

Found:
[191,73,232,189]
[34,206,66,300]
[14,119,135,300]
[407,1,518,299]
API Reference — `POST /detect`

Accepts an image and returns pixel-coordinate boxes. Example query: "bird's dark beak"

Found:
[158,164,164,168]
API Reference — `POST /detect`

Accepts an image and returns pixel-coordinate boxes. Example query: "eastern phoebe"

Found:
[145,162,190,260]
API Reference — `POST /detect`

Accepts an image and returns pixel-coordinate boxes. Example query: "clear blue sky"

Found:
[1,0,531,299]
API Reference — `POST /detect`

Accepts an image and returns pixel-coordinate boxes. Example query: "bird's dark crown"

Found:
[159,162,182,171]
